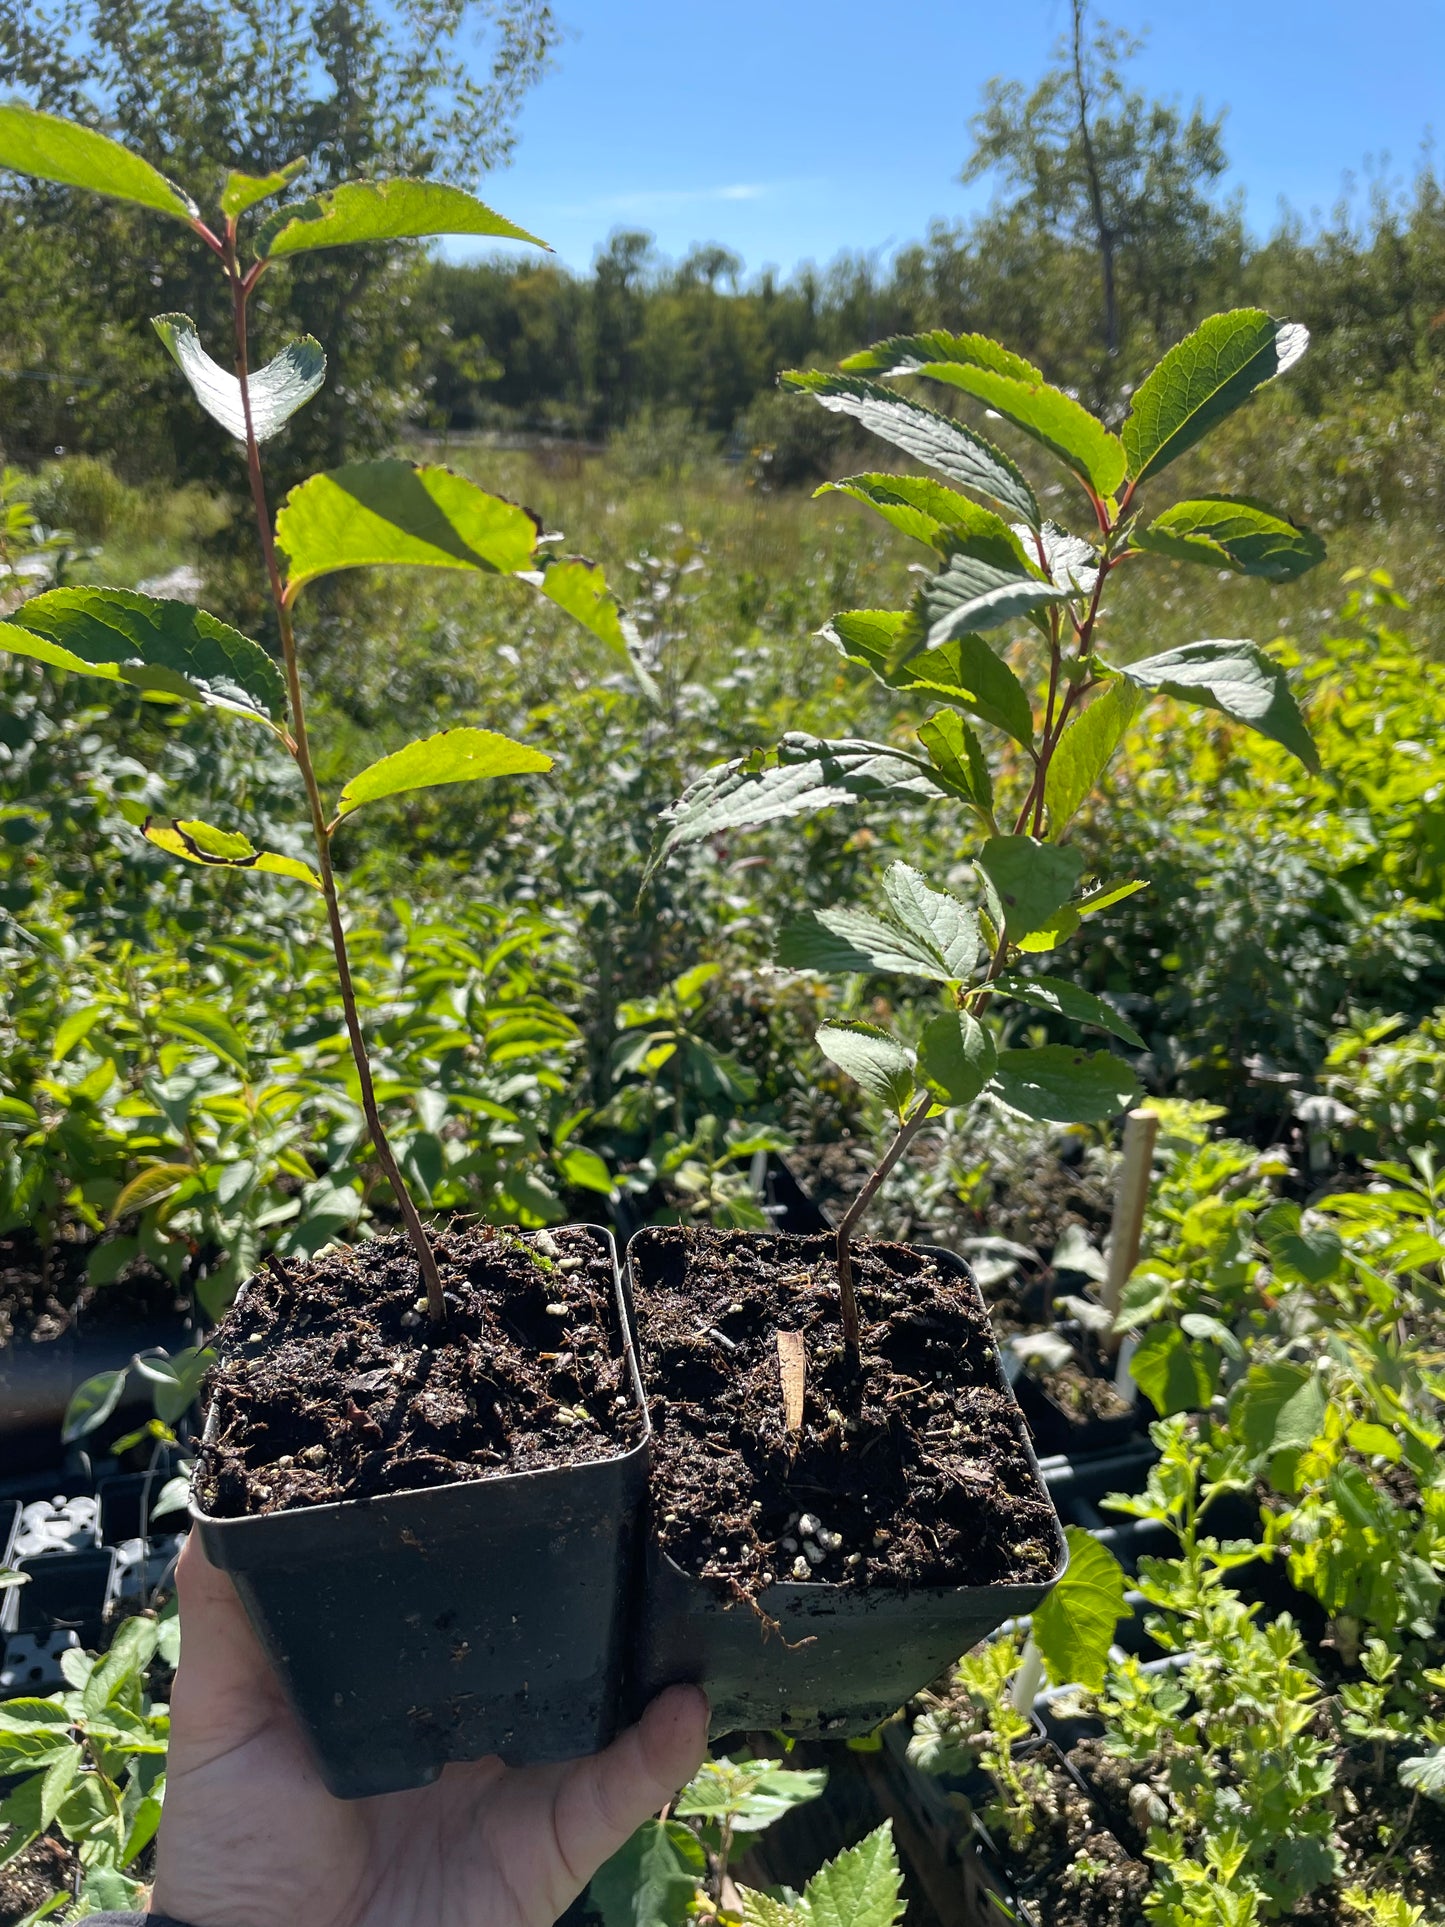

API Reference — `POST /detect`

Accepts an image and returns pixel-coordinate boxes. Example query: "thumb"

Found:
[551,1686,709,1885]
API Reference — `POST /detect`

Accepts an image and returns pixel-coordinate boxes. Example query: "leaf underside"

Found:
[153,313,325,443]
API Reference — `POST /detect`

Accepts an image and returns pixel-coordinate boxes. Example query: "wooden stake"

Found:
[1102,1107,1159,1340]
[776,1330,806,1432]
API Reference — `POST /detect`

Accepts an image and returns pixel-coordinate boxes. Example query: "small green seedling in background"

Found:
[0,105,642,1325]
[656,309,1323,1366]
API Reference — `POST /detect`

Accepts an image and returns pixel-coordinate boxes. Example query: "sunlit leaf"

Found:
[110,1162,193,1222]
[62,1367,129,1443]
[143,818,320,889]
[1032,1528,1129,1690]
[1044,678,1143,830]
[917,1010,996,1106]
[336,727,551,819]
[816,1021,916,1116]
[276,460,542,598]
[258,179,544,257]
[991,972,1145,1048]
[1116,638,1318,772]
[0,588,285,723]
[153,313,325,443]
[1133,496,1324,581]
[0,104,196,221]
[1122,309,1309,482]
[781,370,1039,526]
[915,552,1069,656]
[977,836,1084,941]
[992,1044,1140,1123]
[918,708,993,812]
[221,156,306,219]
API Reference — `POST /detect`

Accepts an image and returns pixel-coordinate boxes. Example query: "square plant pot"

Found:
[191,1225,651,1799]
[625,1229,1067,1737]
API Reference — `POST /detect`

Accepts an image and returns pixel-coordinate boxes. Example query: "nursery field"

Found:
[2,256,1445,1927]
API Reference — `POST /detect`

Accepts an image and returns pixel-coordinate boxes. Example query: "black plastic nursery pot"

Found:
[626,1228,1067,1737]
[191,1225,651,1800]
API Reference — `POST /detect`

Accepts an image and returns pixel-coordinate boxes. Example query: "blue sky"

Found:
[459,0,1443,278]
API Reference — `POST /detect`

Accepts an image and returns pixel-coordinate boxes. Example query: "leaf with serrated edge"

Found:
[0,587,285,722]
[904,634,1036,746]
[277,461,542,598]
[1077,878,1148,917]
[1115,638,1318,772]
[917,709,992,812]
[1044,679,1143,830]
[778,906,954,982]
[781,370,1039,526]
[918,1010,996,1107]
[1133,496,1325,581]
[819,475,1032,564]
[0,105,196,220]
[143,819,320,888]
[153,314,324,444]
[816,1022,915,1116]
[221,157,305,219]
[1032,1528,1129,1691]
[651,735,940,874]
[336,727,551,820]
[915,553,1069,656]
[879,863,980,978]
[978,837,1084,940]
[992,1044,1140,1123]
[1122,310,1309,483]
[992,973,1145,1048]
[800,1821,905,1927]
[258,179,544,258]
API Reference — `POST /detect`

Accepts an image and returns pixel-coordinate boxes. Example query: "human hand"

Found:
[151,1534,708,1927]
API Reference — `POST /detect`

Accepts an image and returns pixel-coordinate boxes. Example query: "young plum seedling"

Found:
[656,311,1324,1368]
[0,108,641,1325]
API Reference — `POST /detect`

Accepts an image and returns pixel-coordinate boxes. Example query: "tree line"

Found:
[3,1,1444,492]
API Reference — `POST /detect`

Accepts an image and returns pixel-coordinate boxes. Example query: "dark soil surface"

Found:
[1045,1367,1134,1426]
[0,1228,188,1350]
[982,1749,1149,1927]
[0,1836,78,1926]
[197,1223,642,1517]
[632,1226,1060,1595]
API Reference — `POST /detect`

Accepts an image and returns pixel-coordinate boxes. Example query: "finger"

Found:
[166,1532,290,1770]
[551,1685,709,1887]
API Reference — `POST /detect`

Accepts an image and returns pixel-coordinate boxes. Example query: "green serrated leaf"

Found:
[1256,1201,1343,1284]
[881,863,978,973]
[1133,496,1325,581]
[276,460,542,599]
[336,727,551,821]
[0,1771,45,1870]
[800,1821,904,1927]
[61,1368,129,1443]
[852,331,1125,498]
[0,588,285,723]
[816,1022,915,1116]
[0,105,197,221]
[1032,1527,1129,1691]
[1231,1361,1328,1459]
[143,819,320,889]
[819,474,1032,562]
[977,837,1084,941]
[777,907,936,978]
[781,370,1039,526]
[221,157,306,219]
[152,314,324,444]
[917,709,993,812]
[1044,679,1143,830]
[914,552,1069,657]
[903,634,1037,747]
[527,555,639,666]
[992,1044,1140,1123]
[1115,638,1318,773]
[1122,310,1309,482]
[258,178,544,259]
[918,1009,996,1107]
[991,973,1145,1048]
[651,734,940,874]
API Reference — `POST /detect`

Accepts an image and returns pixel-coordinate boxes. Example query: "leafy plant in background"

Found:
[655,307,1322,1365]
[0,104,642,1323]
[0,1613,176,1920]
